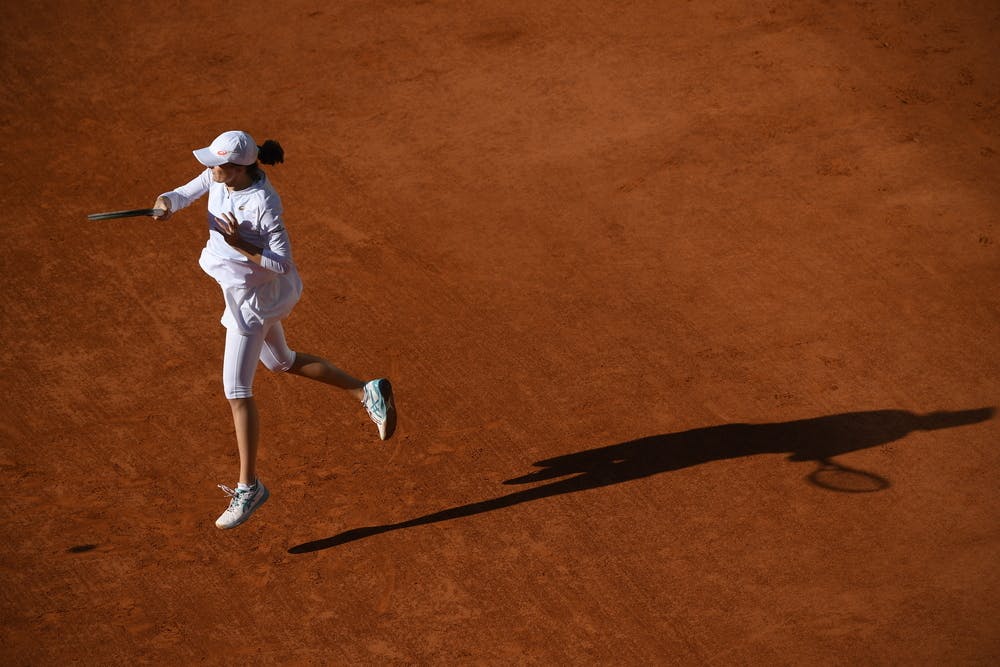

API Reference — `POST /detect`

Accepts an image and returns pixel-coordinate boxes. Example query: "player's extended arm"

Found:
[152,169,213,222]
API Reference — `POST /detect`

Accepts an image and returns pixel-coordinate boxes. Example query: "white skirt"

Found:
[199,247,303,333]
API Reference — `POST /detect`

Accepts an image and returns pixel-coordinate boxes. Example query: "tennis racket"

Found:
[87,208,162,221]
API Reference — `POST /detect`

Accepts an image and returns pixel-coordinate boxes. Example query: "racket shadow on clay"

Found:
[289,406,994,553]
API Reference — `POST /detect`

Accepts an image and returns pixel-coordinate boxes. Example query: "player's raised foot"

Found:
[362,378,396,440]
[215,480,269,529]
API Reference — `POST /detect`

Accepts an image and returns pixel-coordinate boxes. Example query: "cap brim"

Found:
[193,146,227,167]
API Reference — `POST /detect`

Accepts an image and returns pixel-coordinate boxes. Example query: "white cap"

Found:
[192,130,258,167]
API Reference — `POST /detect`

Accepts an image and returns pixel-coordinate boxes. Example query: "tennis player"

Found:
[152,130,396,529]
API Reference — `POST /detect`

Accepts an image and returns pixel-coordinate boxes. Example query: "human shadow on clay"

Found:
[289,407,994,554]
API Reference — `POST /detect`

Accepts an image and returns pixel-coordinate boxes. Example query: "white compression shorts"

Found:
[223,321,296,399]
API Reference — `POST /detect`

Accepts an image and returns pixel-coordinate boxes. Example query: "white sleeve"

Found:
[159,169,212,212]
[259,208,293,274]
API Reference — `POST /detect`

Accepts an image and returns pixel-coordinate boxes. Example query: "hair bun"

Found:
[257,140,284,166]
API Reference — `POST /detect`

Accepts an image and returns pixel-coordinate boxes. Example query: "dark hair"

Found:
[247,139,284,180]
[258,140,284,165]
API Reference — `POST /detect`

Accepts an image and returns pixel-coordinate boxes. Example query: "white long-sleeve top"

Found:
[160,169,302,332]
[159,169,294,287]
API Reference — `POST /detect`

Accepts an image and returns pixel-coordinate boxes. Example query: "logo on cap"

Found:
[216,150,229,156]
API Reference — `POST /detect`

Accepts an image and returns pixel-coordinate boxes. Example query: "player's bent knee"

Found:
[263,350,296,373]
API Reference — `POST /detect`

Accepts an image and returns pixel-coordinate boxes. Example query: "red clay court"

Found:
[1,1,998,664]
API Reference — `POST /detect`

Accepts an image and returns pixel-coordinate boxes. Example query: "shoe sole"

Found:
[377,378,397,440]
[215,486,270,530]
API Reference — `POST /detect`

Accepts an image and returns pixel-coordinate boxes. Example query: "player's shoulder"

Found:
[255,174,283,209]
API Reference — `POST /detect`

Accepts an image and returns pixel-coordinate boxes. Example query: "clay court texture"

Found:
[2,0,998,664]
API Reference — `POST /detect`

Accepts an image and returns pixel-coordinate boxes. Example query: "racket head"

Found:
[87,208,160,220]
[807,459,890,493]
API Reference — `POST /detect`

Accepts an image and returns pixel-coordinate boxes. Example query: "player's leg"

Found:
[260,322,365,399]
[289,352,367,400]
[262,322,396,439]
[223,327,266,484]
[229,397,259,485]
[216,327,269,529]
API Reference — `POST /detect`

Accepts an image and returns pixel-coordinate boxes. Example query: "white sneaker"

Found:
[215,480,269,529]
[362,378,397,440]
